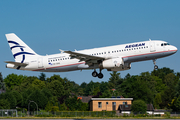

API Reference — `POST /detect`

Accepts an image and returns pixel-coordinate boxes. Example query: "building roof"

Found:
[91,98,133,101]
[78,96,93,103]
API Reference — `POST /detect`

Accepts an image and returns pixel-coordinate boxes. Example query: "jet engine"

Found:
[102,57,124,69]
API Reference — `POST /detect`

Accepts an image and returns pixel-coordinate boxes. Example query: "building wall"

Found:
[91,100,132,111]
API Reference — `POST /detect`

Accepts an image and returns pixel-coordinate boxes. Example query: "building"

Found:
[89,98,133,111]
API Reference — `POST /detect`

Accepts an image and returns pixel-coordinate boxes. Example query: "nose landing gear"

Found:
[153,59,158,70]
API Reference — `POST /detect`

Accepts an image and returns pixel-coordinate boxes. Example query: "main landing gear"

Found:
[92,69,104,79]
[153,59,158,70]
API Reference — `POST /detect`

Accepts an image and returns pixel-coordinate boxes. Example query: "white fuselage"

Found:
[14,40,177,72]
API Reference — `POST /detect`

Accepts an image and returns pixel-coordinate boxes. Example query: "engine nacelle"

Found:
[102,58,124,69]
[109,63,131,71]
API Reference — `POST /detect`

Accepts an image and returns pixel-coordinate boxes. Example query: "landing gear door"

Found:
[150,42,156,52]
[38,58,43,68]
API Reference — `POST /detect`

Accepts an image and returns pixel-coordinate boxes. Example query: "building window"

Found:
[98,102,102,108]
[106,102,108,105]
[123,102,127,105]
[112,102,116,105]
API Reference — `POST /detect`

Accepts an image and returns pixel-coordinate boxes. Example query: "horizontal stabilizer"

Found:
[5,61,28,66]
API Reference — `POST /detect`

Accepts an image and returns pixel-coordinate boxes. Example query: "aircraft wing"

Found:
[64,50,105,64]
[5,61,28,66]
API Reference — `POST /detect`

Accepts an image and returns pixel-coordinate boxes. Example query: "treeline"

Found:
[0,67,180,112]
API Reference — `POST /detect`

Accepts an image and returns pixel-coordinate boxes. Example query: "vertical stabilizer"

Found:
[5,33,39,63]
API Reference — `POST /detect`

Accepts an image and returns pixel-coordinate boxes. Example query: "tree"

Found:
[12,91,23,107]
[131,100,147,113]
[0,92,17,108]
[120,75,153,103]
[59,102,67,111]
[4,73,26,90]
[0,73,5,90]
[154,93,162,109]
[27,89,48,110]
[65,96,87,111]
[32,78,46,89]
[175,80,180,97]
[151,67,174,82]
[108,71,122,89]
[39,73,46,81]
[45,101,53,112]
[0,99,10,109]
[41,88,53,100]
[100,89,111,98]
[168,96,180,111]
[48,80,64,99]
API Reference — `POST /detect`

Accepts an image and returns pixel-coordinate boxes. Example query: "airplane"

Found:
[5,33,178,79]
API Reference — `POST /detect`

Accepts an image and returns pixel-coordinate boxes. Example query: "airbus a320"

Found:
[5,33,177,79]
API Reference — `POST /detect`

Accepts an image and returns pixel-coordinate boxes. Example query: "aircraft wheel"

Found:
[92,71,98,77]
[98,73,104,79]
[154,65,158,70]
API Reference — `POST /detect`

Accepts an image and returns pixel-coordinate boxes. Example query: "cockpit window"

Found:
[161,43,170,46]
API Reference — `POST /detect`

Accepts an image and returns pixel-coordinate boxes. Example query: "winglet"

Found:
[59,49,64,53]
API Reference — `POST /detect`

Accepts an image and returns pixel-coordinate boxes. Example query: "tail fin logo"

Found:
[8,40,35,63]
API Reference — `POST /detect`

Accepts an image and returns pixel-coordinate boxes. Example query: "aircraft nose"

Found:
[173,46,178,53]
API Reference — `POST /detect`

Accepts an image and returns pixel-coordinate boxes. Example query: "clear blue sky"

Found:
[0,0,180,84]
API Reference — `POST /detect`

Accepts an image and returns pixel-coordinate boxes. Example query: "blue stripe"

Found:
[10,46,25,50]
[13,52,35,58]
[21,55,25,63]
[8,41,19,45]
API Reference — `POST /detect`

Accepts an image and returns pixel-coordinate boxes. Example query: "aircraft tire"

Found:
[92,71,98,77]
[154,65,158,70]
[98,73,103,79]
